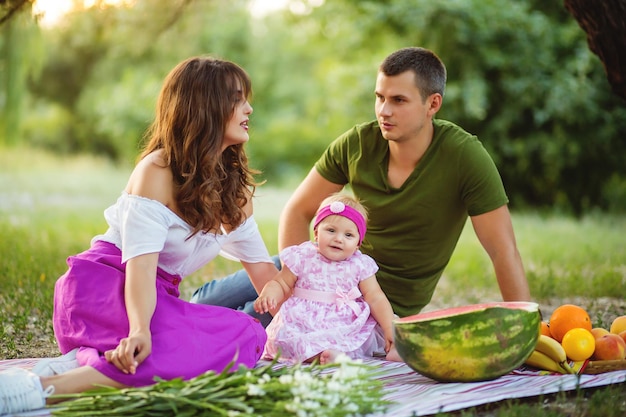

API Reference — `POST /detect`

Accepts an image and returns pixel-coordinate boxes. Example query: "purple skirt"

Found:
[52,241,266,387]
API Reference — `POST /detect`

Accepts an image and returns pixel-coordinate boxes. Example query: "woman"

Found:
[0,56,278,415]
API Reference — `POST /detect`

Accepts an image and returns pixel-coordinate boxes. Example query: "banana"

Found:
[534,335,569,371]
[535,335,567,362]
[532,335,576,374]
[525,350,568,374]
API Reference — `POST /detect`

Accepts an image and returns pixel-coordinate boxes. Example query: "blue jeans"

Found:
[190,255,282,328]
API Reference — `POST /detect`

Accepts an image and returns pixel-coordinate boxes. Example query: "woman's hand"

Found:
[105,329,152,374]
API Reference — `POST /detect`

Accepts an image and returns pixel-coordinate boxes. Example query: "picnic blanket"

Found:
[1,357,624,416]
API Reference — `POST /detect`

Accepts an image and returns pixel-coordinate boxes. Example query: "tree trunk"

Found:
[564,0,626,101]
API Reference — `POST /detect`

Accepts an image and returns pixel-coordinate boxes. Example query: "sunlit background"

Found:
[32,0,326,26]
[33,0,133,26]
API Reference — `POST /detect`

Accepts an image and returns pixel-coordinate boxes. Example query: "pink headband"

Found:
[313,201,367,245]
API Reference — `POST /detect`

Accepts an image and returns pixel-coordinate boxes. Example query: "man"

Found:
[191,46,531,325]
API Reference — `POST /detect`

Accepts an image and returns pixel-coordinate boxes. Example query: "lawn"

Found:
[0,146,624,416]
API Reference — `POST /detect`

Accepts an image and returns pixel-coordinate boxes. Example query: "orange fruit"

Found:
[549,304,592,342]
[561,328,595,361]
[540,321,551,337]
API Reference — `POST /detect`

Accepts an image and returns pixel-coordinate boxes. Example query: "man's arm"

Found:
[278,168,344,250]
[470,205,531,301]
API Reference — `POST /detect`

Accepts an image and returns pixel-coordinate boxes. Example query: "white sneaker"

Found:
[31,348,79,377]
[0,368,54,415]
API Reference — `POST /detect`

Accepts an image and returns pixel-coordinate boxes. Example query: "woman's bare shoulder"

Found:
[125,150,174,205]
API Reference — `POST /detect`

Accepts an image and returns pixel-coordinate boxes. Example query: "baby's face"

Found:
[315,215,360,262]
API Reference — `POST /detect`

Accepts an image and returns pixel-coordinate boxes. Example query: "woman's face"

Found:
[222,83,253,150]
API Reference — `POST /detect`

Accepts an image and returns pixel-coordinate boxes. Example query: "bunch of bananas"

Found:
[525,335,577,374]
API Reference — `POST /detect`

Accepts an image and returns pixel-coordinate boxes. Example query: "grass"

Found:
[441,212,626,295]
[445,383,626,417]
[0,146,624,416]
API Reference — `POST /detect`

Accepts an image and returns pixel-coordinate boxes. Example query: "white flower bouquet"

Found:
[50,355,391,416]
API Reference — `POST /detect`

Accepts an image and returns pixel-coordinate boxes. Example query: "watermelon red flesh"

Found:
[394,302,540,383]
[395,301,538,322]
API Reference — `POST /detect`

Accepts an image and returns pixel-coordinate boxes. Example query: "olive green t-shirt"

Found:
[314,119,508,317]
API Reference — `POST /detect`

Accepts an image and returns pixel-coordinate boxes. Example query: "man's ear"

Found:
[428,93,443,116]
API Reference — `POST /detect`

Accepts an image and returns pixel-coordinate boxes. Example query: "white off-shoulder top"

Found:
[93,192,272,278]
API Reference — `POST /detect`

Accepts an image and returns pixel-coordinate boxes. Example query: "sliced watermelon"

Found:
[393,301,540,382]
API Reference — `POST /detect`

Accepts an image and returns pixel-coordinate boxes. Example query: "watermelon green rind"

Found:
[393,301,540,382]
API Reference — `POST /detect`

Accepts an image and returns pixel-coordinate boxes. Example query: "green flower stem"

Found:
[50,357,392,417]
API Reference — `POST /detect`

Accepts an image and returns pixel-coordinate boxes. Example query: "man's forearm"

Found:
[495,252,531,301]
[278,213,313,250]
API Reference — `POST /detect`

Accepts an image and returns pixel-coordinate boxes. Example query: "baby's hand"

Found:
[254,296,276,314]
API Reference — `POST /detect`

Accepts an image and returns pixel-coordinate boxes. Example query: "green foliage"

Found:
[337,0,626,214]
[0,3,42,145]
[4,0,626,213]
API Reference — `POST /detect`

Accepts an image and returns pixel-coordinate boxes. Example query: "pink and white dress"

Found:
[263,241,384,363]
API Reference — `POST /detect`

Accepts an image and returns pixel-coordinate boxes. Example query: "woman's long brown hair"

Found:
[140,56,259,236]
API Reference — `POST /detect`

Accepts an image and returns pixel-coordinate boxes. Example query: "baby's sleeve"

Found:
[357,253,379,281]
[279,244,306,275]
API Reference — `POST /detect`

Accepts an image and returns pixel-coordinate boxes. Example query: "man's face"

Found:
[375,70,434,143]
